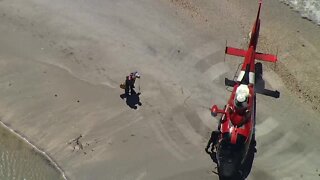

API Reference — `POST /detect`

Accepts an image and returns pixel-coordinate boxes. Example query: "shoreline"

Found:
[0,0,320,179]
[0,120,68,180]
[280,0,320,26]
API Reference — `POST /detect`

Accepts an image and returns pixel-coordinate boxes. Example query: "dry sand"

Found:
[0,0,319,179]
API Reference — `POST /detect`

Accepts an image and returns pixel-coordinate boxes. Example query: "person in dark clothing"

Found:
[205,130,220,154]
[205,130,220,163]
[125,71,140,96]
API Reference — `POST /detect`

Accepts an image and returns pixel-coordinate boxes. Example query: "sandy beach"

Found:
[0,0,319,179]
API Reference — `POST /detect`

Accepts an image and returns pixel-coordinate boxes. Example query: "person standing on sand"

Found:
[125,71,140,96]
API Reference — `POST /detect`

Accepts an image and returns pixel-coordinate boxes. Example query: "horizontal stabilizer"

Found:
[255,52,277,62]
[225,47,247,57]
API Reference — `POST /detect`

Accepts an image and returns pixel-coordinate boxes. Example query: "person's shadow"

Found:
[120,90,142,109]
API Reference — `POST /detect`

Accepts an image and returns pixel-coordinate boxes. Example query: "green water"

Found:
[0,124,65,180]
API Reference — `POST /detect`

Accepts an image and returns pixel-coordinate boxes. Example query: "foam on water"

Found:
[280,0,320,25]
[0,121,67,180]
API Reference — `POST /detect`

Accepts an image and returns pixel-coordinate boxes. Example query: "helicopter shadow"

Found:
[254,62,280,98]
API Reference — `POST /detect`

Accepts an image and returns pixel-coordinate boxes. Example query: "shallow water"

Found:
[280,0,320,25]
[0,124,65,180]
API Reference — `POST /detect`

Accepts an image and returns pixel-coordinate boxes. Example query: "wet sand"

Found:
[0,0,319,179]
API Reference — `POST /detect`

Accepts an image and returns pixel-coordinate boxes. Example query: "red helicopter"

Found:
[210,0,279,179]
